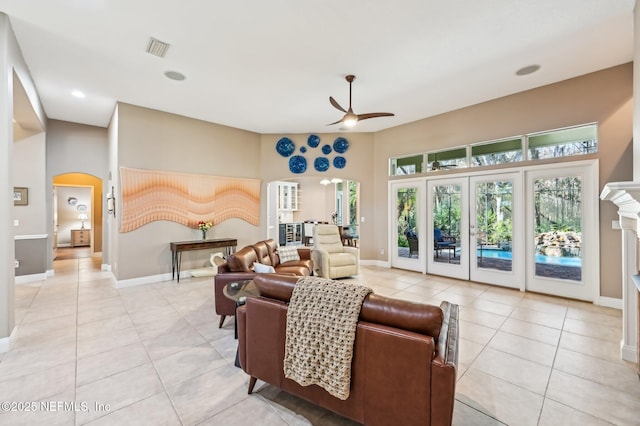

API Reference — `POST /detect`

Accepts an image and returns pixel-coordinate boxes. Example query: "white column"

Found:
[621,228,638,362]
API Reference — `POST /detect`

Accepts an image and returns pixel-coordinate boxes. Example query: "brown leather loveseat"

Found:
[214,239,312,327]
[236,274,459,426]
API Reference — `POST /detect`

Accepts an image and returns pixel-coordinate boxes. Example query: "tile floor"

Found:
[0,258,638,425]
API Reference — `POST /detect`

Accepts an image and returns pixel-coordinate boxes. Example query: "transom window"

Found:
[390,123,597,176]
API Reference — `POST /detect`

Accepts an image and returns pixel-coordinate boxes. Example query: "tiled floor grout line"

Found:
[534,305,567,426]
[73,259,81,426]
[115,285,185,426]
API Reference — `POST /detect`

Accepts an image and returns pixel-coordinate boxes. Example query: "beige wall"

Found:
[113,103,262,281]
[13,132,47,234]
[260,133,376,257]
[1,13,46,345]
[46,120,109,268]
[374,63,633,299]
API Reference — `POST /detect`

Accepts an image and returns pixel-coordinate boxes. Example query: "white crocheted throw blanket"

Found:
[283,276,372,400]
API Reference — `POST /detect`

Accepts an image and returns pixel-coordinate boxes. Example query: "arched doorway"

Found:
[53,173,103,260]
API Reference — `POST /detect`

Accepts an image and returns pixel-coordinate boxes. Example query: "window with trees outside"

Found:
[389,123,597,176]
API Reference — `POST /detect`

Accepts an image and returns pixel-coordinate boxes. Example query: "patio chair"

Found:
[406,230,419,257]
[434,228,456,258]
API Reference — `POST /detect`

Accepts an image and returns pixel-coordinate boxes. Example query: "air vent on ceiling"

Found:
[146,37,170,58]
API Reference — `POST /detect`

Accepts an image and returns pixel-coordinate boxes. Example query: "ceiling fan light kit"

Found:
[328,75,394,127]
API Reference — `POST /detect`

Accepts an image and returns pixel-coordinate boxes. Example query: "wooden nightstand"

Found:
[70,229,90,247]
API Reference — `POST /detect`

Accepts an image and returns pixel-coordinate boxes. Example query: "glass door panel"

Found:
[526,163,597,301]
[390,181,425,272]
[470,174,522,288]
[533,176,582,281]
[428,178,469,280]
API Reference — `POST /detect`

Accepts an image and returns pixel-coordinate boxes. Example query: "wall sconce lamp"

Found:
[106,186,116,217]
[320,179,331,186]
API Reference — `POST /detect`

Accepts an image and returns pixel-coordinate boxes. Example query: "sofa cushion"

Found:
[278,246,301,263]
[227,246,257,272]
[252,241,273,265]
[274,264,311,276]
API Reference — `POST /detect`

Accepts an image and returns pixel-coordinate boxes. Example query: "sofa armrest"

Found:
[430,301,459,426]
[342,246,359,258]
[214,272,257,317]
[296,247,312,260]
[237,305,247,369]
[310,248,330,277]
[437,301,459,368]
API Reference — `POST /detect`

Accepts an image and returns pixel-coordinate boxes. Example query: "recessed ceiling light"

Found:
[164,71,186,81]
[516,64,541,76]
[71,90,86,98]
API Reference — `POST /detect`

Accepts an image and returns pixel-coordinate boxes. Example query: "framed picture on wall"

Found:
[13,187,28,206]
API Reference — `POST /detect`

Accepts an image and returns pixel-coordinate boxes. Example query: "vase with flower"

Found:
[198,221,213,240]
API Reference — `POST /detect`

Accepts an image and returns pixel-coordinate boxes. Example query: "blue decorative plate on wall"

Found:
[276,137,295,157]
[333,156,347,169]
[289,155,307,174]
[314,157,330,172]
[321,144,332,155]
[300,146,307,153]
[307,134,320,148]
[333,137,349,153]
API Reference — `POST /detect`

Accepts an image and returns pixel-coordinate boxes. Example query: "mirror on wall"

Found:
[266,177,360,247]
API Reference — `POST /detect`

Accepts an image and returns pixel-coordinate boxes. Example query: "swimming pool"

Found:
[476,248,582,267]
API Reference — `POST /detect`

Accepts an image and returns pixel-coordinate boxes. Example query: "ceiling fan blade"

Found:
[329,97,347,113]
[327,117,345,126]
[356,112,395,121]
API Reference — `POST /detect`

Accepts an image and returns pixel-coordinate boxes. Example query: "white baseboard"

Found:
[101,264,111,272]
[15,273,47,284]
[595,296,623,310]
[115,272,174,289]
[0,336,10,353]
[621,343,638,363]
[46,269,54,278]
[0,327,17,353]
[360,259,390,268]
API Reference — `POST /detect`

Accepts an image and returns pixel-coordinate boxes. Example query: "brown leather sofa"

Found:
[236,274,459,426]
[214,239,312,327]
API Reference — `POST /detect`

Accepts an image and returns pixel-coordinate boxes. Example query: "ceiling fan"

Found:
[429,153,457,171]
[328,75,394,127]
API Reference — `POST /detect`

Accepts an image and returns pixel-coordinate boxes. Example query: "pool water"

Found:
[476,248,581,267]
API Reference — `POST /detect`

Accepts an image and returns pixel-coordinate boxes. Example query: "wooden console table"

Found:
[170,238,237,282]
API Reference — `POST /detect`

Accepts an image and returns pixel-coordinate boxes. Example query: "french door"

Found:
[407,161,597,300]
[390,180,426,273]
[427,178,469,280]
[427,173,522,288]
[469,173,523,288]
[525,163,597,301]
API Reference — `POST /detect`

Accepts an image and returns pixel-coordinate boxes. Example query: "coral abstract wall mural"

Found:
[119,167,261,232]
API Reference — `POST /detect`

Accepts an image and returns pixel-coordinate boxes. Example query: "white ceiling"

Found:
[2,0,635,134]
